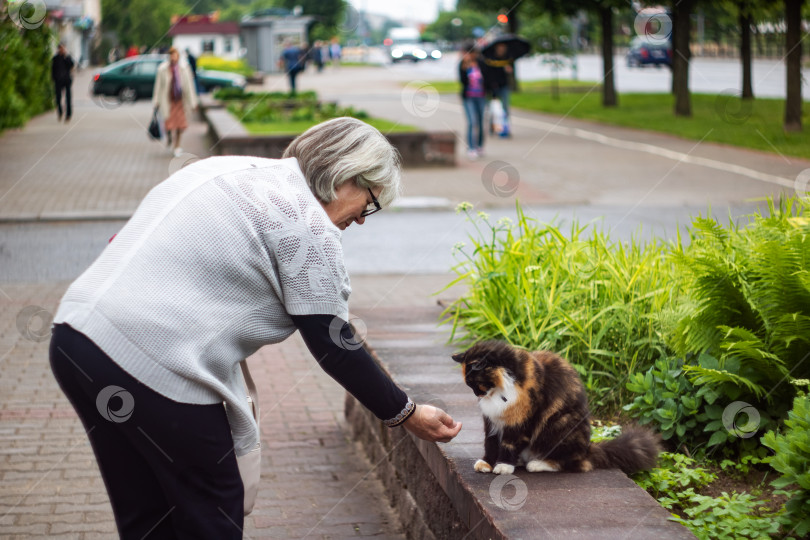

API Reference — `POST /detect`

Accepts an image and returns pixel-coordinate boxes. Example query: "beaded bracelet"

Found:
[383,398,416,427]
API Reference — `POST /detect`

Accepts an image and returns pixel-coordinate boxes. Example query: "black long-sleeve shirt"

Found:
[291,314,412,424]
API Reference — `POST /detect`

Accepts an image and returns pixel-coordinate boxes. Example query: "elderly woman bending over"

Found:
[49,118,461,539]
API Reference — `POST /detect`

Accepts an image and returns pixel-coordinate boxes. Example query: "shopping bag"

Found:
[489,98,505,136]
[147,108,162,140]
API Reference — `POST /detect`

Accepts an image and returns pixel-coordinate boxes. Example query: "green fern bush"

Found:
[666,198,810,428]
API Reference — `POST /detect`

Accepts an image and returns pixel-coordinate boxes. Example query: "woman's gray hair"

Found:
[283,117,402,207]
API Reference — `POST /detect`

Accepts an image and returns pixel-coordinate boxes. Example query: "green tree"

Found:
[425,10,493,43]
[457,0,522,33]
[101,0,185,49]
[276,0,346,42]
[783,0,804,131]
[528,0,626,107]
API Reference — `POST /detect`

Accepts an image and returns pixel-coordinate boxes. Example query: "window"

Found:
[135,61,159,76]
[224,38,233,53]
[202,39,214,53]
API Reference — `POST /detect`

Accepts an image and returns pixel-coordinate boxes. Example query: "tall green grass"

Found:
[442,203,680,414]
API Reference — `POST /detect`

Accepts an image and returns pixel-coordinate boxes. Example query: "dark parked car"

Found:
[92,55,247,102]
[626,36,672,68]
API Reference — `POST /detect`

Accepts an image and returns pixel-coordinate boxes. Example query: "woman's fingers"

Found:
[403,404,462,443]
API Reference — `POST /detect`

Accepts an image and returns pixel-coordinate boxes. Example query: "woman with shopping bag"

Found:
[152,47,198,157]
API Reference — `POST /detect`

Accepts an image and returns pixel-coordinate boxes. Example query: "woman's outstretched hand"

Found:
[402,404,462,443]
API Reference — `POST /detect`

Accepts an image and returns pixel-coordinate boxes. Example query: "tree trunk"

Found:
[670,6,677,94]
[739,7,753,99]
[784,0,803,132]
[600,5,617,107]
[672,0,694,117]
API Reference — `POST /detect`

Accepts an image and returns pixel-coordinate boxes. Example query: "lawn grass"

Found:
[426,79,810,160]
[243,117,416,135]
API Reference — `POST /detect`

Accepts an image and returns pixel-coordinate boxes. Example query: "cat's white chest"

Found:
[478,371,518,432]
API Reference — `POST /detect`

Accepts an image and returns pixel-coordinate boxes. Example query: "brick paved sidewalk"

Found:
[0,274,459,538]
[0,68,211,221]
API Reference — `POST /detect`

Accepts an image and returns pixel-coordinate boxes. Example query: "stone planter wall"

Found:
[203,106,456,167]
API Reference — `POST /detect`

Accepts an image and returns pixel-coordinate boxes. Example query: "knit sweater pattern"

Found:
[54,156,350,456]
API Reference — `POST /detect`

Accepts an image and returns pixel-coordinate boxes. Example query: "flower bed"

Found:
[443,198,810,538]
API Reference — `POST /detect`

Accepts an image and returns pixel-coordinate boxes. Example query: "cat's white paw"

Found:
[526,459,559,472]
[492,463,515,475]
[474,459,492,473]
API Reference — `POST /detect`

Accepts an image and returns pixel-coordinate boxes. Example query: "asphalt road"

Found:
[355,49,810,100]
[0,201,765,283]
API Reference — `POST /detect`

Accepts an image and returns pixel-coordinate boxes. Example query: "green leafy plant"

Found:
[634,452,717,500]
[634,452,781,539]
[0,15,53,131]
[668,491,781,539]
[761,383,810,538]
[624,355,722,454]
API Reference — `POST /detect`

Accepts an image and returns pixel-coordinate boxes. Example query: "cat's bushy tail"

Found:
[588,425,661,475]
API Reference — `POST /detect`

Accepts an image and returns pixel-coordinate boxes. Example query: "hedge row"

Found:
[0,13,54,131]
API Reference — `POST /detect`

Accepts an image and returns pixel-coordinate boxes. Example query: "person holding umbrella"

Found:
[481,35,530,138]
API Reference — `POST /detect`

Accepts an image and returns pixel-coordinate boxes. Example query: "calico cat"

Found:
[452,340,660,476]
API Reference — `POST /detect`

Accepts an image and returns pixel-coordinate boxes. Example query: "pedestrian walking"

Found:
[185,48,201,94]
[49,117,462,539]
[51,43,74,123]
[311,40,324,72]
[152,47,198,157]
[281,40,306,95]
[329,38,341,68]
[459,45,488,159]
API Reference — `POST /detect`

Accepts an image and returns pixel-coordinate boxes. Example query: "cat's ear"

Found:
[451,352,465,363]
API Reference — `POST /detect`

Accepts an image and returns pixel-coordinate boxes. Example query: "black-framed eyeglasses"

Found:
[360,188,382,217]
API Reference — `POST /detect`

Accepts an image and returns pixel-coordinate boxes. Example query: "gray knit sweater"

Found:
[54,156,350,456]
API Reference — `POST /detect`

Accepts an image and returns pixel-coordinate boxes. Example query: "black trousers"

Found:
[54,80,72,119]
[49,324,244,539]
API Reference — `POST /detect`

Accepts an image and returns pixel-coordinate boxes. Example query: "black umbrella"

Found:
[480,34,531,60]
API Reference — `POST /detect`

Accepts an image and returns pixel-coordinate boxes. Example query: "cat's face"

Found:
[452,341,515,397]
